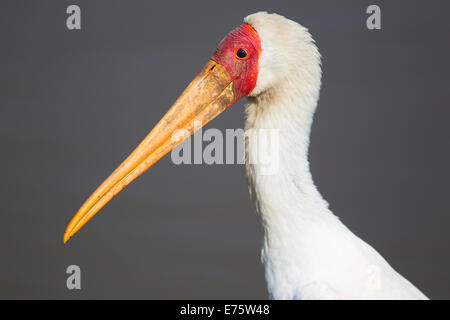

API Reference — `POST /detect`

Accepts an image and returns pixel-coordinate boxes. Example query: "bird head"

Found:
[63,12,320,243]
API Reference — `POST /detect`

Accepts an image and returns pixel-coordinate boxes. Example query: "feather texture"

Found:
[244,12,427,300]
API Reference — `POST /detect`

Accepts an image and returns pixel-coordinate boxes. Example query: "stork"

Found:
[64,12,428,300]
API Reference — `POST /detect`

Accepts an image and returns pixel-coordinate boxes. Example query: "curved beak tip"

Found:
[63,233,70,244]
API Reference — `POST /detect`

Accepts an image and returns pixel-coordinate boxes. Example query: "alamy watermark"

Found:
[66,265,81,290]
[66,5,81,30]
[170,121,279,175]
[366,5,381,30]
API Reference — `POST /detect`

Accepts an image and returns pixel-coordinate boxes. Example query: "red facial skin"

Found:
[212,24,261,102]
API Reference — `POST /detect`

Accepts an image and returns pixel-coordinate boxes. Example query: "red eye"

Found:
[235,48,249,60]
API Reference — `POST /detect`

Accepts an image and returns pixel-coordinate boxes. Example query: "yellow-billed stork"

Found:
[63,12,428,300]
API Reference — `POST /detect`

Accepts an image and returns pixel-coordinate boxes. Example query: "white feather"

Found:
[244,12,428,300]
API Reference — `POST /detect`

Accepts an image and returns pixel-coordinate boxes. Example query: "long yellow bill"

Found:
[64,60,234,243]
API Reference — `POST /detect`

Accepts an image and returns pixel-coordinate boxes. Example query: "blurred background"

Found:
[0,0,449,299]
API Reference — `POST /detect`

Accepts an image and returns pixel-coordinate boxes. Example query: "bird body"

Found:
[244,12,427,299]
[64,11,428,300]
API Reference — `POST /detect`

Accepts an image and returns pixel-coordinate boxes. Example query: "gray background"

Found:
[0,0,449,299]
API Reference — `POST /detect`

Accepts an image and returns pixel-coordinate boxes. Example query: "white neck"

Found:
[244,68,342,298]
[244,64,335,232]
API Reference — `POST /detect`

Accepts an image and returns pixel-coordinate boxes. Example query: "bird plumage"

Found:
[244,12,427,300]
[63,10,429,300]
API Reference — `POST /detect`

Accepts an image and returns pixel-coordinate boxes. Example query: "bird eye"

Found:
[235,48,248,59]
